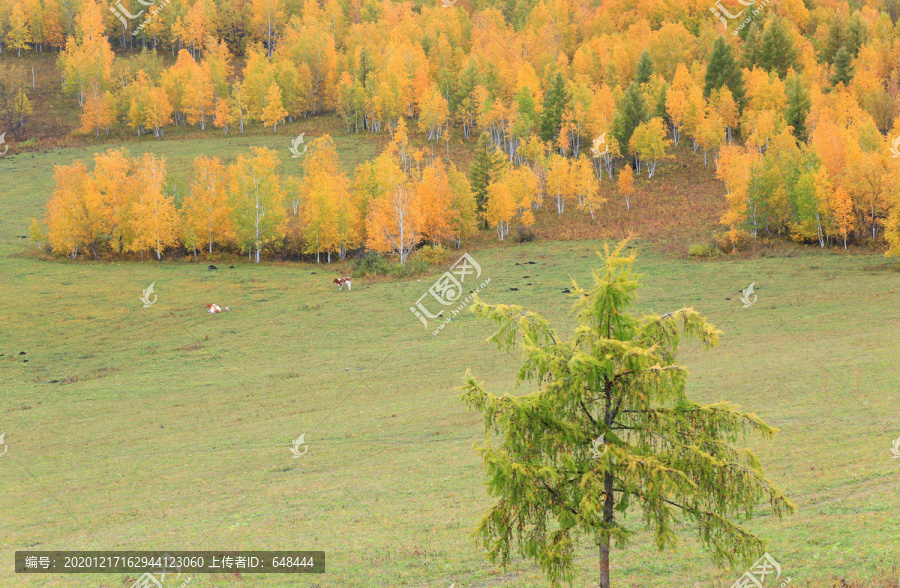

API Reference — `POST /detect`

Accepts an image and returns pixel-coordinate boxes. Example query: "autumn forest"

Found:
[2,0,900,263]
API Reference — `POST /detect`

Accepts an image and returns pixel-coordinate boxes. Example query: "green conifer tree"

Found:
[463,241,796,588]
[845,12,867,57]
[539,72,569,143]
[822,17,845,64]
[758,18,798,78]
[654,83,669,125]
[612,82,648,164]
[635,51,653,85]
[704,37,746,110]
[468,133,506,228]
[740,21,763,67]
[785,73,811,141]
[830,47,854,87]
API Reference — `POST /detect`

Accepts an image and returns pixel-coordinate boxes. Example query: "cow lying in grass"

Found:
[333,277,351,291]
[205,303,230,313]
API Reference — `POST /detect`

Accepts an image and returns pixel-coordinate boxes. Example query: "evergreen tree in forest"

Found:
[540,72,569,143]
[785,73,811,141]
[705,37,746,110]
[635,51,653,85]
[469,133,506,228]
[830,47,854,86]
[654,83,669,126]
[454,60,481,111]
[357,48,373,86]
[736,8,768,42]
[758,18,798,78]
[822,16,845,64]
[513,86,538,139]
[740,21,762,67]
[845,12,867,57]
[612,82,648,163]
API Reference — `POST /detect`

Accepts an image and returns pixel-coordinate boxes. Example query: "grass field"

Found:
[2,134,900,588]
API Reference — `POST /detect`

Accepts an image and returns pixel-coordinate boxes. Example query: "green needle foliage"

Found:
[462,241,796,588]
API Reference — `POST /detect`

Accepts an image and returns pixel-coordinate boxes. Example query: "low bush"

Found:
[415,244,450,265]
[514,227,537,243]
[718,229,754,252]
[352,252,430,278]
[688,242,717,258]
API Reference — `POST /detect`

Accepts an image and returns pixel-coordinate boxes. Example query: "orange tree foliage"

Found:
[23,0,900,254]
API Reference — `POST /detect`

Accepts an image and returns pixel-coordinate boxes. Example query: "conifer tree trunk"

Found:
[600,379,614,588]
[600,472,613,588]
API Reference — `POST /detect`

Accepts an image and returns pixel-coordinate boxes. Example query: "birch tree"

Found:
[183,155,231,256]
[365,152,419,264]
[227,147,286,262]
[129,153,178,261]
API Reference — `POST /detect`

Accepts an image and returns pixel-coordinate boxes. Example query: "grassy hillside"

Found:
[2,140,900,587]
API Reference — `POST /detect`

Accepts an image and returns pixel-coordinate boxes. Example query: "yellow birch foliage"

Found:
[6,2,32,55]
[365,152,419,264]
[79,90,115,138]
[617,163,634,211]
[484,179,516,241]
[299,135,358,261]
[93,148,136,254]
[717,145,761,229]
[261,81,287,130]
[504,165,540,223]
[213,97,233,134]
[447,162,478,247]
[45,161,92,259]
[128,153,179,260]
[416,158,456,245]
[227,147,286,262]
[183,155,232,255]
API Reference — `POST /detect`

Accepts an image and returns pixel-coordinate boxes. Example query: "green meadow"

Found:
[1,135,899,587]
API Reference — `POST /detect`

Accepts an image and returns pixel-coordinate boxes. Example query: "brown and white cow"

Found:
[333,277,351,291]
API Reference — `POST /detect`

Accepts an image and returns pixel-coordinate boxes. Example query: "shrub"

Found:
[718,229,753,252]
[352,252,392,276]
[352,251,430,278]
[688,242,717,258]
[514,227,537,243]
[416,244,450,265]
